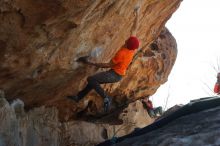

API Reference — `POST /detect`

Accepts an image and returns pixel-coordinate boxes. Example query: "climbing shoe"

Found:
[103,97,112,112]
[67,95,80,102]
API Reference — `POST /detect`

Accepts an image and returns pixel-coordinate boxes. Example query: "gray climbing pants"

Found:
[77,70,122,100]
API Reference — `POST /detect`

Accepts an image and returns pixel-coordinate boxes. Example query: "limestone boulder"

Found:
[0,0,181,121]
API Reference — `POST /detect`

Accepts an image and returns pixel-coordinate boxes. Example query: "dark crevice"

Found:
[150,43,159,51]
[17,9,25,28]
[143,50,155,57]
[161,53,166,59]
[101,128,108,140]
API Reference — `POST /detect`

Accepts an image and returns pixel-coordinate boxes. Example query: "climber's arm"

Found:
[77,56,115,68]
[88,60,115,68]
[131,7,140,36]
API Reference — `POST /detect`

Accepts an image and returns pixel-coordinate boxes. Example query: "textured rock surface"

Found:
[0,95,153,146]
[0,0,181,121]
[115,106,220,146]
[62,100,154,146]
[0,97,60,146]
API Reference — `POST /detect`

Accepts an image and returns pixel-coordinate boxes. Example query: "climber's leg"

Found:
[87,70,122,99]
[87,70,122,112]
[154,106,163,116]
[148,109,156,118]
[68,70,122,105]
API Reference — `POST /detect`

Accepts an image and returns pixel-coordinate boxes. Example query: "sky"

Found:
[152,0,220,109]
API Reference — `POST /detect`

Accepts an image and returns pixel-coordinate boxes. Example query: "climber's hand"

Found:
[77,56,89,63]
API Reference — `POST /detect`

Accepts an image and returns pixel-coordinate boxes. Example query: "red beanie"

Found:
[126,36,139,50]
[214,83,220,93]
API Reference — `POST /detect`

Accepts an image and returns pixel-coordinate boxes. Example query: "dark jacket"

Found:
[142,99,153,110]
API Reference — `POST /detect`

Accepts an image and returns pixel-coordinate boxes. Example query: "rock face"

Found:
[114,105,220,146]
[0,94,153,146]
[0,97,60,146]
[0,0,181,121]
[62,100,154,146]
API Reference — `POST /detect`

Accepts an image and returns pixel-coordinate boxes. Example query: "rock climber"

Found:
[214,72,220,95]
[142,97,163,118]
[67,7,141,112]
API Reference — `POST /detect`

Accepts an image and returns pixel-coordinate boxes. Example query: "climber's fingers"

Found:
[76,56,89,63]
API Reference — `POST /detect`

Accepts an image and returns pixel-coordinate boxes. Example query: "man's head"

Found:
[126,36,139,50]
[142,96,150,102]
[217,72,220,82]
